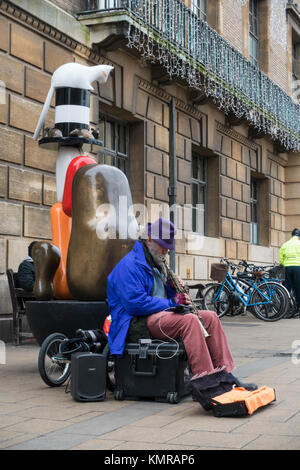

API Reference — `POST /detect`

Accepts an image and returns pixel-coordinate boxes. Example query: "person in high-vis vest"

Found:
[279,228,300,311]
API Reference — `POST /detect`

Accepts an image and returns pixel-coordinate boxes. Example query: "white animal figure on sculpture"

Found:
[33,62,114,140]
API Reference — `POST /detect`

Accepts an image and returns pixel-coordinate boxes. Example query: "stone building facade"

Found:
[0,0,299,340]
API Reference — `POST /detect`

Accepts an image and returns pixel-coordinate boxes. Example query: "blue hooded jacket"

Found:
[107,240,177,355]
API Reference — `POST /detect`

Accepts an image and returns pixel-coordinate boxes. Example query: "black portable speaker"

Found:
[71,352,107,402]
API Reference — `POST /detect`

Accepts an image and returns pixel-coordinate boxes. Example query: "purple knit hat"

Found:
[147,218,176,250]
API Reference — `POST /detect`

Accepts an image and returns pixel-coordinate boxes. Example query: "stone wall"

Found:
[48,0,86,15]
[0,0,297,339]
[222,0,245,54]
[270,37,289,93]
[0,4,112,316]
[0,2,128,320]
[130,77,288,281]
[0,15,63,313]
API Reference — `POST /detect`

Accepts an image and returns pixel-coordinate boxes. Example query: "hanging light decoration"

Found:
[125,0,300,151]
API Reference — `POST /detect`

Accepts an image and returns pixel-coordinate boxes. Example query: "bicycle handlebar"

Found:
[219,258,279,275]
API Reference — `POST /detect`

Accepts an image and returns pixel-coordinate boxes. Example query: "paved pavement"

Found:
[0,314,300,451]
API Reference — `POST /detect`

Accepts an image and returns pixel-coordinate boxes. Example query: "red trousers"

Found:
[147,310,234,377]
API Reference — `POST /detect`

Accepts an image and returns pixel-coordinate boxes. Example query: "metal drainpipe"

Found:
[169,96,177,272]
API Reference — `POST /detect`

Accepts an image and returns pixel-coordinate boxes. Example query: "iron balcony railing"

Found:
[80,0,300,152]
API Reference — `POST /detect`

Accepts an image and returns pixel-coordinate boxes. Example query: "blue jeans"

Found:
[284,266,300,309]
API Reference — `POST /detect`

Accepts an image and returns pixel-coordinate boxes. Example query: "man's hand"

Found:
[174,293,192,305]
[177,276,185,288]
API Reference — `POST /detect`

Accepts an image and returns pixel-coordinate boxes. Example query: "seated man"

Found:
[107,218,257,389]
[17,241,38,292]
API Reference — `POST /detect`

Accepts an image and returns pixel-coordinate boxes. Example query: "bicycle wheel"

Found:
[203,284,231,318]
[103,343,115,392]
[250,282,289,321]
[38,333,71,387]
[268,283,290,319]
[284,289,298,318]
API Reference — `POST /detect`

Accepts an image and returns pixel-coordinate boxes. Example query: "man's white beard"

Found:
[147,241,168,282]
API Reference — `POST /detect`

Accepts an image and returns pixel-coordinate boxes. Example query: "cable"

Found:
[64,375,71,394]
[153,313,180,360]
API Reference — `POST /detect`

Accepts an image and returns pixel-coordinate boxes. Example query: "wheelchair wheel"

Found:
[38,333,71,387]
[103,343,116,392]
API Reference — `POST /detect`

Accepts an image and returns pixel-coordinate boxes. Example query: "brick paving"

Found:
[0,315,299,450]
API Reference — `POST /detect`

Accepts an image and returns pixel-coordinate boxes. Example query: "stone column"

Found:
[208,0,223,34]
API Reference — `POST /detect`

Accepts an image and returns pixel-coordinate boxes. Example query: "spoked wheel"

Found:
[103,343,116,392]
[284,290,298,318]
[38,333,71,387]
[250,282,289,322]
[203,284,230,318]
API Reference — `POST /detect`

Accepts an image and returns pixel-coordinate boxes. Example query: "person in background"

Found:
[279,228,300,313]
[17,241,38,292]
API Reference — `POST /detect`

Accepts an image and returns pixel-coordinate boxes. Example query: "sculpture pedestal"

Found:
[26,300,109,346]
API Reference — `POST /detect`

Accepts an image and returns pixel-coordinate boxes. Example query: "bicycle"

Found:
[240,261,298,319]
[237,260,292,321]
[203,258,290,321]
[38,330,116,391]
[187,282,216,309]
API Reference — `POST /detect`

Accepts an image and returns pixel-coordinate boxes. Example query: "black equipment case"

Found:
[114,339,191,404]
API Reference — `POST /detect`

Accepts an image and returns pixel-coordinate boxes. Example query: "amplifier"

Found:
[71,352,107,402]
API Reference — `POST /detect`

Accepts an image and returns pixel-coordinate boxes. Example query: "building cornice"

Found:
[138,77,205,121]
[216,122,258,151]
[0,0,113,66]
[287,2,300,25]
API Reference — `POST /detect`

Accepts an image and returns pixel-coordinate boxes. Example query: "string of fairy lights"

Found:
[124,0,299,151]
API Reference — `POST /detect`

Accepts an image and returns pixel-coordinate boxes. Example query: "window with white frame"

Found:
[191,0,208,21]
[292,40,299,102]
[97,115,129,175]
[250,177,259,244]
[191,154,207,235]
[249,0,259,67]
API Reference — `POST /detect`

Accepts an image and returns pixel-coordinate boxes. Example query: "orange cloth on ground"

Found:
[212,386,276,415]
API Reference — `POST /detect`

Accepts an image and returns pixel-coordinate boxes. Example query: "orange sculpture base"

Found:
[51,202,73,299]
